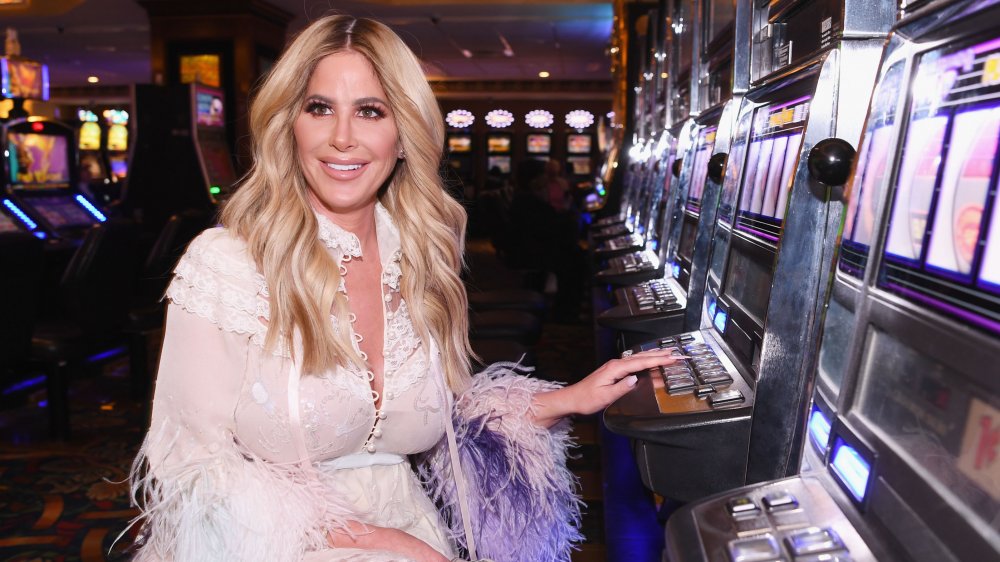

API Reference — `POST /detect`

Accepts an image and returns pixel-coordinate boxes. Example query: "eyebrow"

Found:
[304,94,390,107]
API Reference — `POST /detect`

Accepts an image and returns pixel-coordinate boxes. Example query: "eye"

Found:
[304,100,332,116]
[357,104,387,120]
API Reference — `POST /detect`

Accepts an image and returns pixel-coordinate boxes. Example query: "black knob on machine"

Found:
[672,157,684,178]
[707,152,728,184]
[807,138,856,186]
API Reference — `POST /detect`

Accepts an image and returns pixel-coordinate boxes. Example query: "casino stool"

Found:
[0,232,44,380]
[126,209,212,405]
[469,309,543,346]
[30,219,143,439]
[471,338,536,371]
[467,288,546,317]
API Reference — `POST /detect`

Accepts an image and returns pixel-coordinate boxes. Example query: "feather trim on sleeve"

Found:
[419,362,583,562]
[127,419,351,562]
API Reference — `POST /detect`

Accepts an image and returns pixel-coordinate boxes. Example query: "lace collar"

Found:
[314,202,403,289]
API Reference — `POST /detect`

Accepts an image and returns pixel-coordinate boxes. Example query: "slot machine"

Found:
[604,0,896,506]
[666,1,1000,558]
[3,119,106,241]
[566,132,594,184]
[124,82,234,234]
[484,132,510,179]
[0,57,105,242]
[104,108,129,188]
[76,109,111,203]
[444,132,474,181]
[596,0,743,342]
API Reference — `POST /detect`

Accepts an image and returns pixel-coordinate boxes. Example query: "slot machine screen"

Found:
[107,124,128,151]
[78,122,101,150]
[567,134,592,154]
[195,85,225,128]
[487,155,511,174]
[200,141,237,188]
[678,215,699,263]
[447,134,472,153]
[735,96,811,242]
[109,155,128,180]
[723,244,774,327]
[526,134,551,154]
[703,0,736,50]
[687,127,717,207]
[840,62,904,278]
[7,132,70,189]
[718,110,753,225]
[567,156,591,175]
[487,134,511,153]
[79,152,106,183]
[30,195,95,229]
[879,35,1000,335]
[0,212,20,233]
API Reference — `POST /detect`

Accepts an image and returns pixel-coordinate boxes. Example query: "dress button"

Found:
[383,294,392,302]
[386,391,395,400]
[365,444,376,453]
[372,428,383,438]
[378,410,388,420]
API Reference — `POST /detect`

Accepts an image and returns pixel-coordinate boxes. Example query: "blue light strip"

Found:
[831,439,871,503]
[808,406,832,453]
[707,297,717,319]
[86,345,127,364]
[0,58,8,97]
[74,194,107,222]
[41,64,50,100]
[672,263,681,278]
[2,374,45,395]
[3,198,38,230]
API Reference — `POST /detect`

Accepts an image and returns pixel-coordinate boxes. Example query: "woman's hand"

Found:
[530,348,686,427]
[329,521,450,562]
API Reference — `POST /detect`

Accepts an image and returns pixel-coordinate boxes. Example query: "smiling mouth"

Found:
[326,162,364,171]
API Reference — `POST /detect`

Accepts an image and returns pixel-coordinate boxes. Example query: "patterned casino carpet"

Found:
[0,238,605,561]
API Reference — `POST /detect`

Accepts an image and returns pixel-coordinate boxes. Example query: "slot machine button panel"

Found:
[727,534,783,562]
[727,496,762,518]
[785,527,845,557]
[763,492,799,512]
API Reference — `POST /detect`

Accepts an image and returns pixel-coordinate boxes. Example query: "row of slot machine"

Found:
[0,67,238,244]
[591,0,999,560]
[444,128,598,198]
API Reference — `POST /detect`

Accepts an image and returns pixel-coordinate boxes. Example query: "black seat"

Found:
[0,232,44,379]
[467,288,547,317]
[127,209,212,404]
[469,309,543,346]
[31,219,143,439]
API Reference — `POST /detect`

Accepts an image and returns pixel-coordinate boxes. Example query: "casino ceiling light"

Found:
[87,75,99,83]
[538,71,550,78]
[525,109,554,129]
[445,109,474,129]
[485,109,514,128]
[565,110,595,130]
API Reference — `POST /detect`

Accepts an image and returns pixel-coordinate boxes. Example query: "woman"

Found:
[129,15,681,562]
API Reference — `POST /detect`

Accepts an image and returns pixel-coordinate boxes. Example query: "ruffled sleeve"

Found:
[419,364,583,562]
[128,229,332,561]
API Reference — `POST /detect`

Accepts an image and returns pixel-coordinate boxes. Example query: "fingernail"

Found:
[626,374,638,386]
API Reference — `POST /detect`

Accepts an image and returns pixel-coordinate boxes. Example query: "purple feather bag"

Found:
[419,363,583,562]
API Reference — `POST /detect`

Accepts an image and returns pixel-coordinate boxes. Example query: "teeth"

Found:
[327,162,362,171]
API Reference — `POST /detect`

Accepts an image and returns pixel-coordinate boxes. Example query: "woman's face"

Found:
[294,51,400,222]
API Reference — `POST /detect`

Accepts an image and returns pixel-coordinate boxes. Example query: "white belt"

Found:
[321,452,406,471]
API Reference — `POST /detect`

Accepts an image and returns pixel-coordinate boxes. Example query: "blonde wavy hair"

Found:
[221,15,473,391]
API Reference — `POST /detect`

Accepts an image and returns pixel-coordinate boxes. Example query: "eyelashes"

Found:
[303,99,387,120]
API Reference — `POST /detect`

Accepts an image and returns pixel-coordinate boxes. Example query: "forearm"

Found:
[328,521,446,561]
[530,386,576,428]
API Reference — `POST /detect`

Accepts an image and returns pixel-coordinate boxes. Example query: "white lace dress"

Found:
[131,204,457,561]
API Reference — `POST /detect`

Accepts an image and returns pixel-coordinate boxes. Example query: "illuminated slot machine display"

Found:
[3,120,106,241]
[525,131,551,161]
[665,5,1000,559]
[104,109,129,186]
[604,0,896,512]
[484,132,510,178]
[566,132,593,181]
[592,148,655,260]
[444,132,474,187]
[76,109,109,202]
[192,83,237,203]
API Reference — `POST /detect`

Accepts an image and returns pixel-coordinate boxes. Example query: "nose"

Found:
[329,115,355,151]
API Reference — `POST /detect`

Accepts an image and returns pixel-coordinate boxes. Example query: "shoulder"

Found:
[166,227,270,339]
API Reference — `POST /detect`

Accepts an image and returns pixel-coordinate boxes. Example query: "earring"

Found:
[398,149,406,159]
